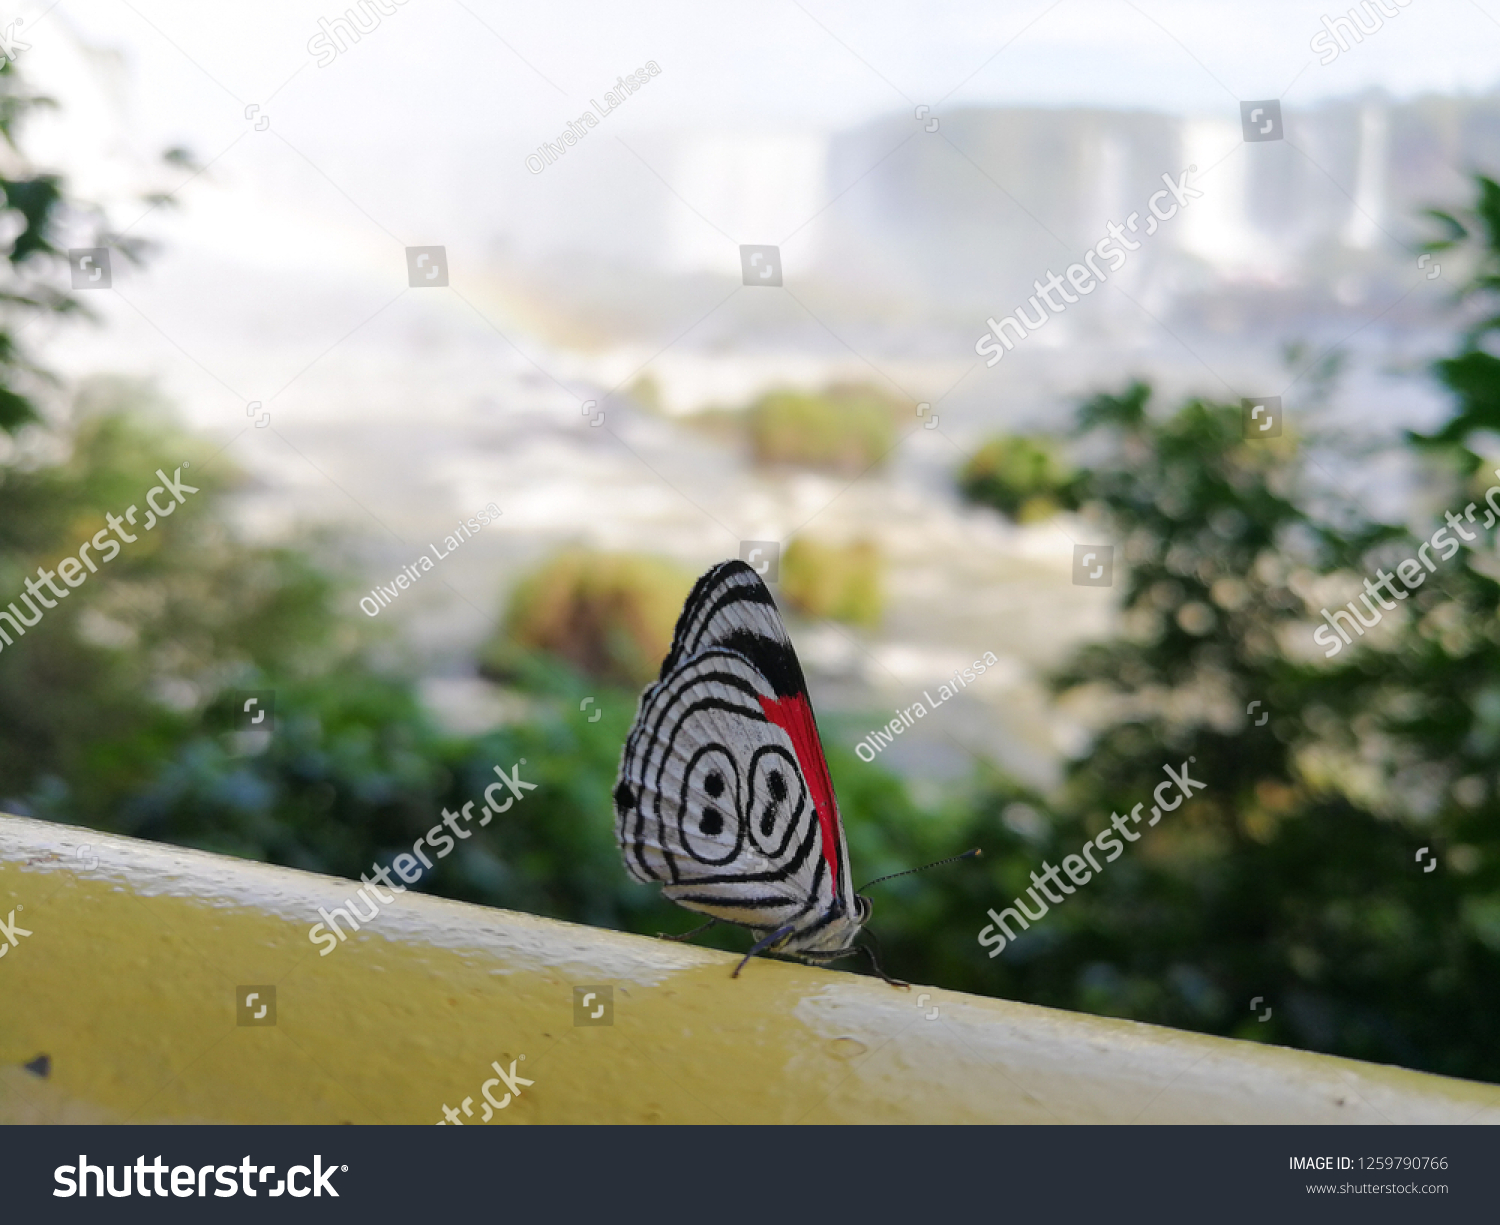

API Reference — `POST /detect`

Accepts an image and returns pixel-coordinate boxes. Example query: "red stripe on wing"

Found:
[758,693,841,884]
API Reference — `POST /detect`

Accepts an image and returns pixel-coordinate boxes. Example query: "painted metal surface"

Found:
[2,814,1496,1124]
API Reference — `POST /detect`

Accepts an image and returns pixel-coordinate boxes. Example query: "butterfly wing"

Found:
[613,560,860,953]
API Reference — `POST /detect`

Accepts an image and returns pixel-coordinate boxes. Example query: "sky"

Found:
[10,0,1487,280]
[42,0,1500,140]
[14,1,1491,431]
[13,1,1490,262]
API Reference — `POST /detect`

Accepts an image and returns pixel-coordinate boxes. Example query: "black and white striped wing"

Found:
[612,561,859,952]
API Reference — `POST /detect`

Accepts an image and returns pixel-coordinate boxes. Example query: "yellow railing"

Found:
[2,813,1496,1124]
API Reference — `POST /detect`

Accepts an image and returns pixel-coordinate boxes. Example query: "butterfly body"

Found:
[613,560,871,966]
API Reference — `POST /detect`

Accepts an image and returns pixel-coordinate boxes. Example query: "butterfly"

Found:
[613,559,975,981]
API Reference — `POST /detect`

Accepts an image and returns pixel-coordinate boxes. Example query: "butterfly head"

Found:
[776,889,871,956]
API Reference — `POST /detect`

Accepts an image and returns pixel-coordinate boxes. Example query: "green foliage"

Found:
[942,378,1500,1081]
[0,381,358,819]
[480,548,693,688]
[0,399,689,945]
[958,433,1080,522]
[745,384,900,473]
[0,61,149,433]
[1412,175,1500,459]
[916,184,1500,1080]
[780,537,882,626]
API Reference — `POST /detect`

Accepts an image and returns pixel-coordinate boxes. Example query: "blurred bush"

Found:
[746,383,901,473]
[0,380,358,818]
[780,536,882,626]
[480,548,693,688]
[0,58,143,435]
[890,178,1500,1085]
[958,434,1079,522]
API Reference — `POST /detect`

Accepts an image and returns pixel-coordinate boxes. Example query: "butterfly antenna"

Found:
[857,847,982,893]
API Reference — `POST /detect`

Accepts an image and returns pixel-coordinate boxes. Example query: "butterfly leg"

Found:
[658,917,720,943]
[851,940,910,989]
[798,940,910,989]
[731,923,798,978]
